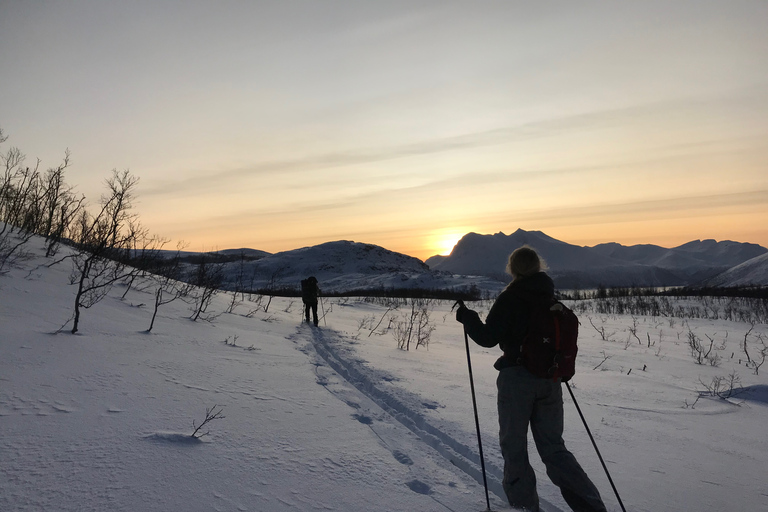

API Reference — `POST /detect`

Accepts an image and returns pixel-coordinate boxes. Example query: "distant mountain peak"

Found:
[431,229,767,288]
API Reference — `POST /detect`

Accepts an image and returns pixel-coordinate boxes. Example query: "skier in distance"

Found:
[300,276,320,326]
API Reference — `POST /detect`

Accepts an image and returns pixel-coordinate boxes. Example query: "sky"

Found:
[1,0,767,261]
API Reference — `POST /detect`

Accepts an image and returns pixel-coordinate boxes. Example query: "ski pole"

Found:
[565,381,627,512]
[463,325,491,511]
[320,296,326,326]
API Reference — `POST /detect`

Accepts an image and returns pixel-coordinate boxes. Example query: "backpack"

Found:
[519,300,579,382]
[300,277,318,302]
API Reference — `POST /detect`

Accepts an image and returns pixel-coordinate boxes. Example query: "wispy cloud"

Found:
[475,190,768,228]
[141,89,767,200]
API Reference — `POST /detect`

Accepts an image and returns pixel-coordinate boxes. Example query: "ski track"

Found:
[297,325,567,512]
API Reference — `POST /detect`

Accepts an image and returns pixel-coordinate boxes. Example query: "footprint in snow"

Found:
[352,413,373,425]
[406,480,431,495]
[392,450,413,465]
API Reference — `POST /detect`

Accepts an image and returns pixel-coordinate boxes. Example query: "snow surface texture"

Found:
[2,238,768,511]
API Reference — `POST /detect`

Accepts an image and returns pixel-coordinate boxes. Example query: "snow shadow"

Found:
[143,432,204,445]
[736,384,768,405]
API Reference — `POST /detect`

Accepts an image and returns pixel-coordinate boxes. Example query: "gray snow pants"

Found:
[497,366,607,512]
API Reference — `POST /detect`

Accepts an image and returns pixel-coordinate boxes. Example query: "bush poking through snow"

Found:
[191,405,226,439]
[698,371,742,400]
[392,298,435,350]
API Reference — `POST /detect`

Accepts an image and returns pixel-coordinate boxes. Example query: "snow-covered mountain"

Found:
[176,230,767,294]
[428,229,767,289]
[705,252,768,287]
[186,240,503,296]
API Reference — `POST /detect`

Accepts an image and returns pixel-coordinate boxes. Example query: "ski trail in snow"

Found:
[299,325,567,512]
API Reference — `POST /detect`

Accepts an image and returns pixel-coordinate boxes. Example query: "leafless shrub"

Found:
[147,243,192,332]
[260,267,286,313]
[357,314,376,333]
[587,316,615,342]
[629,316,642,344]
[751,333,766,375]
[368,301,398,337]
[393,298,435,350]
[188,254,225,322]
[742,323,755,365]
[593,351,611,371]
[687,328,714,365]
[697,371,742,400]
[222,335,238,346]
[683,396,700,409]
[224,252,251,314]
[190,405,225,439]
[702,335,722,367]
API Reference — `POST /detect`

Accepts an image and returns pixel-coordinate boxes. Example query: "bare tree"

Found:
[41,154,86,257]
[146,242,192,332]
[119,228,170,300]
[266,267,287,313]
[188,253,225,321]
[753,334,767,375]
[0,142,39,272]
[742,323,755,365]
[225,252,248,314]
[68,170,141,334]
[0,129,85,272]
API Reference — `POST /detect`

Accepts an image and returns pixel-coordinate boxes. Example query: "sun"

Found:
[433,232,464,256]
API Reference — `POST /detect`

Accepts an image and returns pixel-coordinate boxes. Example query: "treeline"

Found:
[561,284,768,300]
[559,283,768,323]
[659,285,768,300]
[568,291,767,324]
[244,284,485,301]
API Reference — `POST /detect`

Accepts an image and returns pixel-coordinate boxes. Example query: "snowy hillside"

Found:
[429,229,768,289]
[169,231,767,294]
[705,252,768,287]
[187,240,504,296]
[2,235,768,511]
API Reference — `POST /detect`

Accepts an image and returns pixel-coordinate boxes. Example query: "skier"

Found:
[455,246,607,512]
[300,276,320,326]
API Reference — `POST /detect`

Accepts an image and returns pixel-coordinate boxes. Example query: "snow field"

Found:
[2,238,768,511]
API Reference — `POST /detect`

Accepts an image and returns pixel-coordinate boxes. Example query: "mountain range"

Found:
[179,240,503,296]
[176,229,768,294]
[426,229,768,289]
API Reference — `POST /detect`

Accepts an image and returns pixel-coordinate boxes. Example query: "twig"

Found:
[593,351,611,371]
[191,405,226,439]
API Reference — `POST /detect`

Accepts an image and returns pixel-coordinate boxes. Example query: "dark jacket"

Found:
[461,272,555,356]
[301,277,319,304]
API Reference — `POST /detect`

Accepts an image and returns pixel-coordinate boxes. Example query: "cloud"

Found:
[141,87,767,200]
[478,190,768,228]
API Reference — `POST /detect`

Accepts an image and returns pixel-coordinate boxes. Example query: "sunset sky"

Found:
[2,1,766,261]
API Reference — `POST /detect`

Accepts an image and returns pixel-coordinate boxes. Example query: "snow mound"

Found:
[143,432,203,445]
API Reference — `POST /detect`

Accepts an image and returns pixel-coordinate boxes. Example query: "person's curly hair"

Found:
[506,245,547,279]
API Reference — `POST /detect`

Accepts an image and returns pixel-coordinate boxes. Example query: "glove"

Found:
[455,304,469,324]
